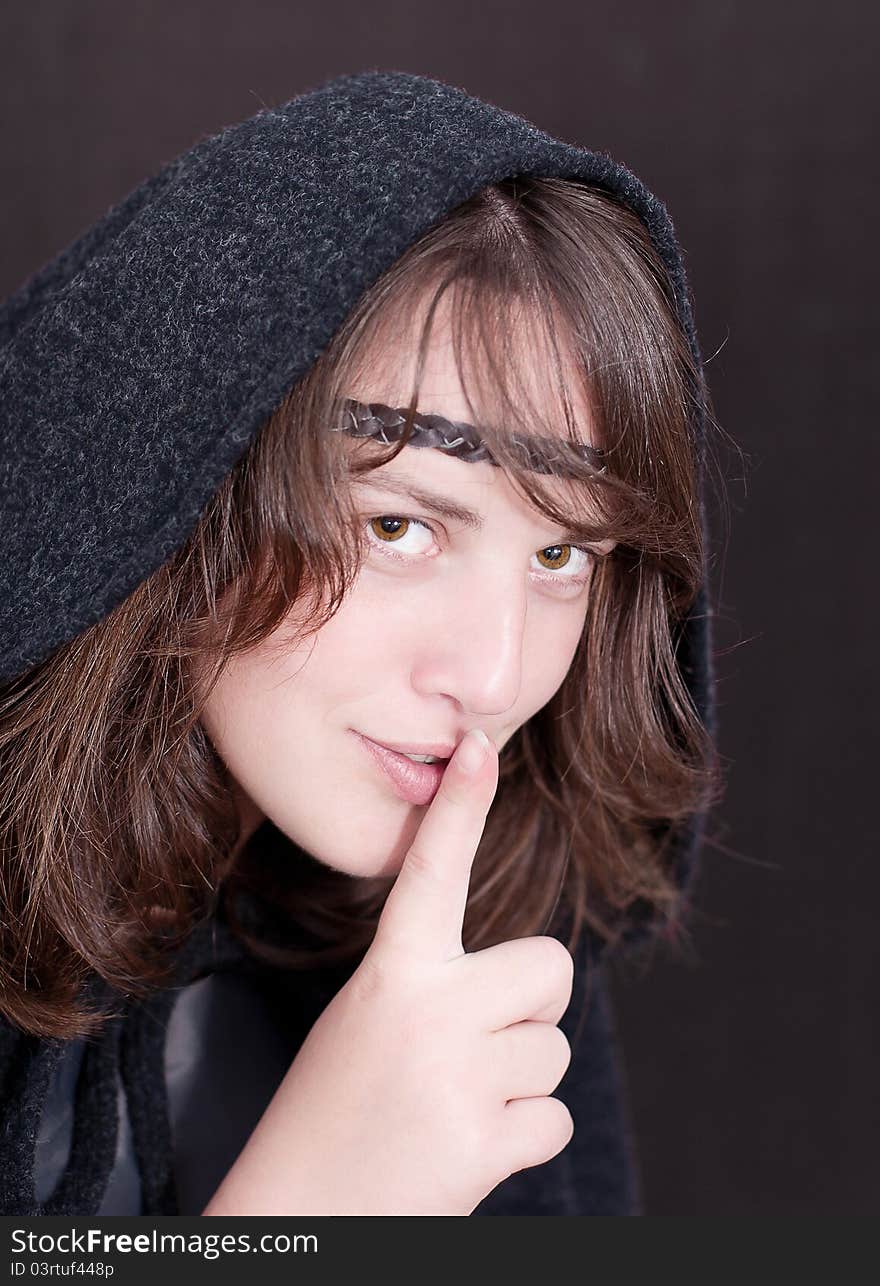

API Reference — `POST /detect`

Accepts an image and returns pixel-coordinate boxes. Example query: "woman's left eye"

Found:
[363,515,593,585]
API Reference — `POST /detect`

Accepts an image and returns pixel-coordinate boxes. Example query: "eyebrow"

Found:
[353,473,484,529]
[352,471,588,543]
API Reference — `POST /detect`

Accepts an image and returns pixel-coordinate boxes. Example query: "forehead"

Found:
[343,284,599,452]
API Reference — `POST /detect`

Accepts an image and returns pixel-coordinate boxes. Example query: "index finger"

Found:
[371,728,499,963]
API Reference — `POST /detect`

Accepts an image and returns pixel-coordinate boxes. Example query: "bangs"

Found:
[190,175,705,648]
[319,240,686,560]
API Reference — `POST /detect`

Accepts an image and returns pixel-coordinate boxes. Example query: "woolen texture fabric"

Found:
[0,68,716,1215]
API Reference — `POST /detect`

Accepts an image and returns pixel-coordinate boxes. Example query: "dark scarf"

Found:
[0,912,247,1215]
[0,876,643,1216]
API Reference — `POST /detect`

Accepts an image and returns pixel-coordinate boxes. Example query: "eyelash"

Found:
[362,514,594,589]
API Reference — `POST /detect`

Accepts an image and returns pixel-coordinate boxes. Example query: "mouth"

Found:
[354,732,450,806]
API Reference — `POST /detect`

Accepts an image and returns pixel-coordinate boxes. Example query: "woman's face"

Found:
[200,297,611,877]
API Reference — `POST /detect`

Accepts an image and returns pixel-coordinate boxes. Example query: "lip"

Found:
[354,732,450,806]
[361,735,457,759]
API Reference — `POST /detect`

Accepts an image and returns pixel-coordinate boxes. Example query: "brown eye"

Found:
[536,544,573,571]
[370,516,411,542]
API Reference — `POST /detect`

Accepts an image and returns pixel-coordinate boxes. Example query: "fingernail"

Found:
[457,728,490,775]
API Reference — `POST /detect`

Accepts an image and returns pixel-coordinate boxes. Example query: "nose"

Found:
[409,562,526,717]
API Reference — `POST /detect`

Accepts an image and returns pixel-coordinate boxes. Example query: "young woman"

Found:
[0,69,723,1216]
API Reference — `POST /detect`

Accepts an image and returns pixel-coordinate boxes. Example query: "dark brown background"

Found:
[2,0,876,1215]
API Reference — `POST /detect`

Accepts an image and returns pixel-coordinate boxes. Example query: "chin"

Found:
[292,817,417,881]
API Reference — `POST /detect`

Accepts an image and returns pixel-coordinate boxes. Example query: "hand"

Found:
[202,728,575,1215]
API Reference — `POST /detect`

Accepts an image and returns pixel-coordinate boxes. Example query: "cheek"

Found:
[524,605,587,706]
[199,592,375,756]
[198,656,278,780]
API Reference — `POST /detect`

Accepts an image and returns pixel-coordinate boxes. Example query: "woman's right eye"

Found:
[364,515,438,562]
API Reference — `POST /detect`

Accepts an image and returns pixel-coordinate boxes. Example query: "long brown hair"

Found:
[0,176,726,1039]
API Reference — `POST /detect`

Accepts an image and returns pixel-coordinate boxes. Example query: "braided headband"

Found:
[329,400,608,477]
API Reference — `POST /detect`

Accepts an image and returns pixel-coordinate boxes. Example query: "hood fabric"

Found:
[0,69,716,1216]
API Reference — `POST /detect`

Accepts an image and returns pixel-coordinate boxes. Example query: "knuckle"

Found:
[509,1096,575,1170]
[550,1025,573,1079]
[349,951,385,1008]
[402,841,441,884]
[549,1097,575,1146]
[534,935,575,989]
[351,948,396,1005]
